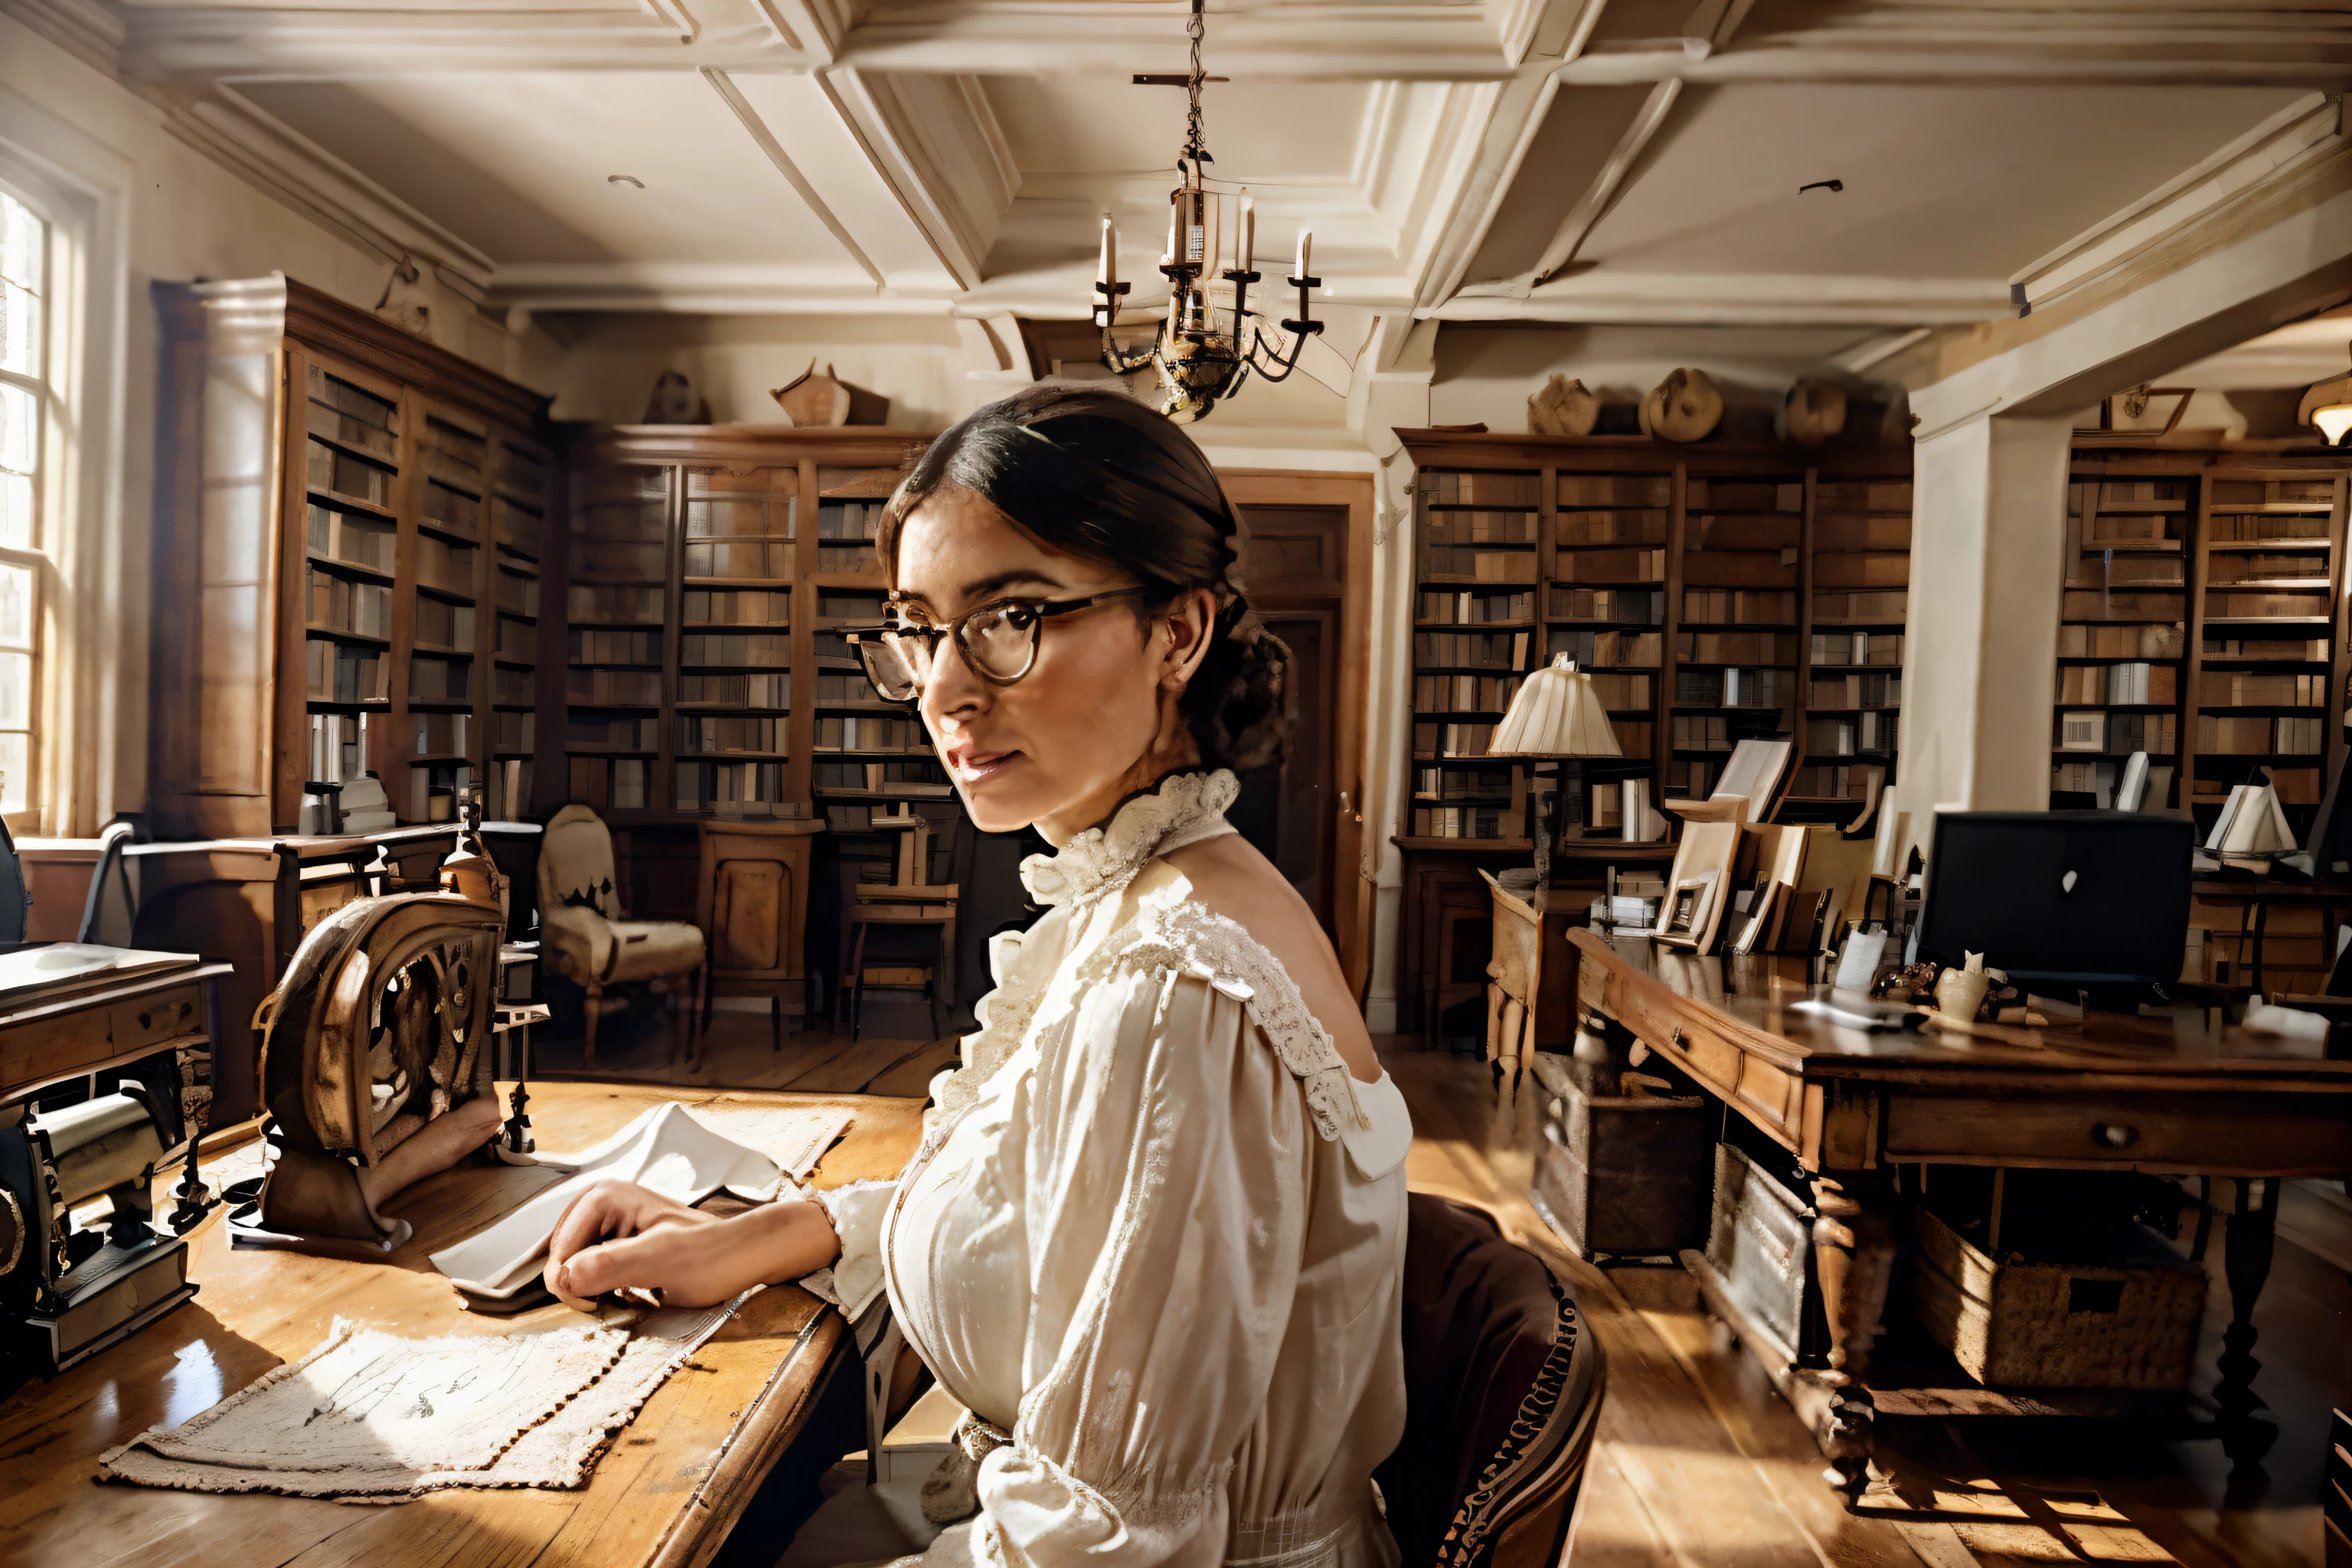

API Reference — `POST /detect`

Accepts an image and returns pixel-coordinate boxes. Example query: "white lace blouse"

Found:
[815,769,1412,1568]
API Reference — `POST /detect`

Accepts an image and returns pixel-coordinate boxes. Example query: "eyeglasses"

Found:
[844,588,1147,703]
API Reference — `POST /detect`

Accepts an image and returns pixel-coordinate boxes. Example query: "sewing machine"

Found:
[0,945,230,1375]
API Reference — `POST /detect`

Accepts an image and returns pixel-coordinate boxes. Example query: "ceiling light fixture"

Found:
[607,174,644,188]
[1091,0,1322,423]
[2299,344,2352,445]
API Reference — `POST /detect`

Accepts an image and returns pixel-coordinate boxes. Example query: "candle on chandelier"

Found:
[1098,215,1117,289]
[1239,191,1255,274]
[1295,227,1312,281]
[1164,201,1177,266]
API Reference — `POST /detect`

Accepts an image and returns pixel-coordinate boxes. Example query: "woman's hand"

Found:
[542,1179,846,1312]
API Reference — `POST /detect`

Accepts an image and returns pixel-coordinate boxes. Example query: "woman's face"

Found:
[893,486,1210,843]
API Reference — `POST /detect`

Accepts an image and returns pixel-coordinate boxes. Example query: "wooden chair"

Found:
[839,812,960,1042]
[1375,1194,1606,1568]
[537,804,706,1070]
[696,817,823,1052]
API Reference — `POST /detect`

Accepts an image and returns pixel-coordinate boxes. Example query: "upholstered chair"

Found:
[537,804,707,1067]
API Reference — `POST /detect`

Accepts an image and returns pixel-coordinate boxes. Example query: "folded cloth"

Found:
[100,1297,746,1501]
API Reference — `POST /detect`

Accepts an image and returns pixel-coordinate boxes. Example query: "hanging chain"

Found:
[1182,0,1209,168]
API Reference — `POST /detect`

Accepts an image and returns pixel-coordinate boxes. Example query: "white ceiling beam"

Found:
[1527,77,1678,286]
[486,263,950,313]
[816,67,1015,292]
[111,6,803,79]
[702,68,887,290]
[1426,273,2013,325]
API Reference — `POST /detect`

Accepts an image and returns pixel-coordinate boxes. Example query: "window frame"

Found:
[0,172,57,831]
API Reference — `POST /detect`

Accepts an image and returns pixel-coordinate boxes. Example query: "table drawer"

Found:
[1602,965,1807,1148]
[0,980,209,1092]
[1884,1090,2352,1176]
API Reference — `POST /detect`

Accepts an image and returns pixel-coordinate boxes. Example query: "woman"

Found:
[543,386,1413,1568]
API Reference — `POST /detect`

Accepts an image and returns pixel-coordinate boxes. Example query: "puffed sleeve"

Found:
[926,953,1311,1568]
[800,1180,894,1318]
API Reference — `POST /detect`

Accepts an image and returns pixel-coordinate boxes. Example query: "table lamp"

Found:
[1490,654,1622,884]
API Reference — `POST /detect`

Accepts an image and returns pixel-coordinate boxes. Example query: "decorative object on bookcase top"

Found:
[2298,347,2352,444]
[1087,0,1328,424]
[1637,368,1723,444]
[1527,374,1599,438]
[1490,655,1622,885]
[1779,381,1847,447]
[642,370,712,425]
[770,361,854,427]
[374,255,431,339]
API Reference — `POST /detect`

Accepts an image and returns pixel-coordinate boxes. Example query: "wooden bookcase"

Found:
[1393,430,1913,1032]
[153,278,556,838]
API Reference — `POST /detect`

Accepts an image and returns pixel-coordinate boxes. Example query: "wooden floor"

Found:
[567,1025,2346,1568]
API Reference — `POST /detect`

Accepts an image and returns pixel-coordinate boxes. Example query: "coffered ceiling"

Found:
[11,0,2352,382]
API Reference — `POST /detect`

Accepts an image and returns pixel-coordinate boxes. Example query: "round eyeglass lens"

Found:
[859,634,924,701]
[961,604,1039,682]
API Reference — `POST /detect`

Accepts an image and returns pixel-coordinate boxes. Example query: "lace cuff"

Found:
[800,1178,895,1318]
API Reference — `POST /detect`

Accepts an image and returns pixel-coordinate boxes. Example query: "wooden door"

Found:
[1223,473,1374,998]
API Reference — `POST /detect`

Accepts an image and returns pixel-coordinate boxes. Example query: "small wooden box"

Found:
[1912,1208,2205,1390]
[1698,1142,1815,1365]
[1528,1054,1710,1259]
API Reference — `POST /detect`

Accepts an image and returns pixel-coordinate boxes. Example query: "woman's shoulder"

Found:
[1140,835,1383,1087]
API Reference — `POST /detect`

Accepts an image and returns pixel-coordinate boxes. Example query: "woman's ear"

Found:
[1161,588,1217,690]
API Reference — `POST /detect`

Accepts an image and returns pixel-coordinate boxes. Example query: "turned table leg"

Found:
[1811,1171,1899,1506]
[2216,1176,2282,1475]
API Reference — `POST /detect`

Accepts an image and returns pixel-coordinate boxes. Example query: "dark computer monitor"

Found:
[1916,811,2193,986]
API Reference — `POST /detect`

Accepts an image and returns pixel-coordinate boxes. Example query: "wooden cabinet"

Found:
[697,817,824,1040]
[152,276,555,838]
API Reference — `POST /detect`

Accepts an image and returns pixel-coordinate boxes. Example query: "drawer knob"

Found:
[137,1011,151,1031]
[2093,1122,2138,1149]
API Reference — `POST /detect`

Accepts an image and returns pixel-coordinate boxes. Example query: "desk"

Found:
[1566,929,2352,1498]
[0,1081,926,1568]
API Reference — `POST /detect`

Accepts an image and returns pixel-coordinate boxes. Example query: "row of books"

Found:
[2207,513,2328,542]
[570,669,661,705]
[2056,662,2174,705]
[679,673,790,708]
[1675,668,1792,710]
[495,569,541,617]
[681,632,788,667]
[307,505,394,574]
[676,760,789,813]
[2057,622,2183,658]
[819,543,877,572]
[570,717,660,750]
[1808,671,1901,710]
[2200,672,2327,707]
[1411,766,1511,802]
[815,672,893,703]
[411,710,469,756]
[684,588,788,626]
[815,714,926,753]
[1413,674,1521,711]
[416,535,475,599]
[1421,512,1536,546]
[493,667,532,705]
[2209,553,2326,584]
[818,590,887,619]
[572,537,665,583]
[2208,590,2329,619]
[1813,590,1908,621]
[1550,588,1664,625]
[1814,554,1910,590]
[1669,715,1742,753]
[1583,672,1653,710]
[493,495,544,560]
[571,629,661,665]
[1415,722,1495,760]
[2197,714,2326,755]
[1413,630,1528,671]
[306,641,387,704]
[2050,759,2171,806]
[1562,475,1671,507]
[1423,548,1537,583]
[1690,482,1805,513]
[2056,710,2177,753]
[568,584,663,623]
[1418,590,1532,625]
[2212,476,2333,507]
[414,596,474,650]
[1790,763,1885,802]
[409,655,471,704]
[2070,555,2182,590]
[308,569,390,637]
[817,501,880,541]
[679,716,786,754]
[570,756,648,812]
[686,539,792,580]
[2063,590,2180,622]
[812,760,952,795]
[1811,630,1903,666]
[1419,472,1539,506]
[2205,635,2327,659]
[306,438,390,509]
[1679,630,1797,665]
[420,476,481,541]
[1547,629,1662,668]
[1557,548,1666,585]
[1410,805,1511,839]
[1557,511,1665,546]
[1681,590,1794,625]
[496,616,533,658]
[1808,711,1897,756]
[308,368,397,452]
[492,710,533,751]
[688,495,786,541]
[1812,515,1911,550]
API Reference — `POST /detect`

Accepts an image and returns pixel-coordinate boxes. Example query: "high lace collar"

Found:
[1019,769,1240,908]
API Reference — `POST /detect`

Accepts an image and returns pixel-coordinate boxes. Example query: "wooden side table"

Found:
[696,818,825,1050]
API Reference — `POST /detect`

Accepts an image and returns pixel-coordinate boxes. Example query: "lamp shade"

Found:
[2299,361,2352,444]
[1490,654,1622,759]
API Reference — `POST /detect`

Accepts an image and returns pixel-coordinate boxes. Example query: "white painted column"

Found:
[1895,412,2074,834]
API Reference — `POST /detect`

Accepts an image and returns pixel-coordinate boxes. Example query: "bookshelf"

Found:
[1393,430,1914,1031]
[152,278,559,838]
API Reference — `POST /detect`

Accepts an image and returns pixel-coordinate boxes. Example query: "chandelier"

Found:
[1091,0,1325,424]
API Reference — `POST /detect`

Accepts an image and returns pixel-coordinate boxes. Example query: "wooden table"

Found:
[1566,928,2352,1499]
[0,1081,926,1568]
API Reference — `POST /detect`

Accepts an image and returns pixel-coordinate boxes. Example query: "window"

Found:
[0,188,44,818]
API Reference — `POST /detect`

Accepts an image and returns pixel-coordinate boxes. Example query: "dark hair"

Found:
[879,386,1289,771]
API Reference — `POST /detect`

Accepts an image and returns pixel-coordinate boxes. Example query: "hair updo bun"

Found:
[878,386,1291,773]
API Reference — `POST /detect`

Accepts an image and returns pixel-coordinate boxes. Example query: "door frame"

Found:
[1217,469,1376,1000]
